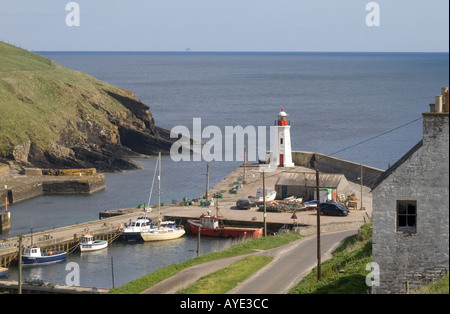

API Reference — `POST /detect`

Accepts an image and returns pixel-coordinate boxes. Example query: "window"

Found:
[397,201,417,233]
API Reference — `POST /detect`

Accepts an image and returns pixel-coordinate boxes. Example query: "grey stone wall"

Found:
[372,113,449,294]
[292,151,384,187]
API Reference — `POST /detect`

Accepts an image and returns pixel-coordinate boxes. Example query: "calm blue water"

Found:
[38,51,449,168]
[1,52,448,288]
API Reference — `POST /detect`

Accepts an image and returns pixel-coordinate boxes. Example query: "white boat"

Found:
[79,234,108,252]
[248,187,277,204]
[120,216,153,242]
[140,222,185,242]
[140,152,185,242]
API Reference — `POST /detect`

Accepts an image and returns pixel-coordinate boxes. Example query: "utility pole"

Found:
[316,169,321,281]
[205,162,210,201]
[197,226,201,257]
[111,256,115,289]
[243,147,247,184]
[18,234,23,294]
[360,164,365,211]
[263,170,267,237]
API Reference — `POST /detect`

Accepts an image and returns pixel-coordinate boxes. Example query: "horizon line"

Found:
[33,50,450,54]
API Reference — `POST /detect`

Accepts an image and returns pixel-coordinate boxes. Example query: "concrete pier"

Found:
[1,157,376,272]
[0,210,139,268]
[1,167,106,206]
[0,212,10,233]
[0,280,109,294]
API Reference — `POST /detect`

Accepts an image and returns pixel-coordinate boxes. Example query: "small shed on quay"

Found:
[274,172,352,201]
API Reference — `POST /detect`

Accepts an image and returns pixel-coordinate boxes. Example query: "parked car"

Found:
[319,202,350,216]
[236,199,251,210]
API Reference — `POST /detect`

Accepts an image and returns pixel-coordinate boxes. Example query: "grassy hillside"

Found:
[0,41,171,170]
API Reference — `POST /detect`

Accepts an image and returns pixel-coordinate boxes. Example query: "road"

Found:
[228,229,358,294]
[142,229,358,294]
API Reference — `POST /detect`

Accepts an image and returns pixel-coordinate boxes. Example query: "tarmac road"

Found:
[228,229,358,294]
[142,229,358,294]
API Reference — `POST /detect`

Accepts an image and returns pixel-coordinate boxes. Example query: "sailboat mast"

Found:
[158,152,161,226]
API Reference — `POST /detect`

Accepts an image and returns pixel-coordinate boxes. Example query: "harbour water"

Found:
[1,52,449,288]
[5,234,239,289]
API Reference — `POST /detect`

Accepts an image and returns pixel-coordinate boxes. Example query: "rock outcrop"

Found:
[0,41,176,172]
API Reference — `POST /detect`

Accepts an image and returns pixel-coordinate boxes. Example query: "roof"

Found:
[371,140,423,191]
[278,108,288,116]
[275,172,347,188]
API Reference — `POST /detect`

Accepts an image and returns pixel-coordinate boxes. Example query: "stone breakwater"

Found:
[0,167,105,207]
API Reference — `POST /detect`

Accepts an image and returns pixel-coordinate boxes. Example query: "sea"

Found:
[1,52,448,288]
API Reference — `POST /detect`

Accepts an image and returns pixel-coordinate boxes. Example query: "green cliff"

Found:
[0,41,174,172]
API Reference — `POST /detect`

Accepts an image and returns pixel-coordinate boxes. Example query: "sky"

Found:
[0,0,448,52]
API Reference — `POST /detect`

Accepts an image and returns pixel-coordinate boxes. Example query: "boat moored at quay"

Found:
[187,210,263,239]
[119,216,153,242]
[21,247,67,266]
[79,234,108,252]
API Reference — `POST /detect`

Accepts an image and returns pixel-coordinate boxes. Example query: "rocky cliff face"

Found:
[8,89,175,172]
[0,42,176,172]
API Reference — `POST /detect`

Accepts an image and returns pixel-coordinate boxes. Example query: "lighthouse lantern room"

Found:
[275,108,294,167]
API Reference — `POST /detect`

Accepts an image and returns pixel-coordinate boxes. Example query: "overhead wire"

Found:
[325,116,423,158]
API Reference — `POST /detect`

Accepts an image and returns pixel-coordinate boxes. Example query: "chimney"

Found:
[422,87,449,146]
[443,87,449,113]
[429,87,449,113]
[435,95,443,113]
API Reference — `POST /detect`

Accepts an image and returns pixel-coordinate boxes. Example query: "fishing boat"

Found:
[120,216,153,242]
[187,210,263,239]
[140,152,185,242]
[248,187,277,204]
[0,267,8,277]
[22,246,67,266]
[79,234,108,252]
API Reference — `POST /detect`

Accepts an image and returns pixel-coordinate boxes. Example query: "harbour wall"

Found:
[0,212,10,233]
[0,168,105,206]
[0,213,127,268]
[0,280,108,294]
[164,215,365,236]
[292,151,385,188]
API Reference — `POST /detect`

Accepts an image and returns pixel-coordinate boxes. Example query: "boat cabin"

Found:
[200,211,222,229]
[124,217,153,232]
[23,247,42,257]
[80,234,94,244]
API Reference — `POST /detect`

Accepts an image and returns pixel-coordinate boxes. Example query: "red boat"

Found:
[187,210,263,238]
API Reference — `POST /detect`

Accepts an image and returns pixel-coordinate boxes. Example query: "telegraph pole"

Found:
[263,170,267,237]
[243,147,247,184]
[205,162,210,201]
[360,164,365,210]
[197,226,201,257]
[18,234,23,294]
[316,169,321,281]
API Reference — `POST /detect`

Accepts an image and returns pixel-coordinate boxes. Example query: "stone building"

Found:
[371,88,449,294]
[275,172,351,201]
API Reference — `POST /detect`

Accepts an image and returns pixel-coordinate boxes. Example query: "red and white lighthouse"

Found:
[275,108,294,167]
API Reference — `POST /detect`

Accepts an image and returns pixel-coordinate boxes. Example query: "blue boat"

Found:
[0,267,8,277]
[22,247,67,266]
[120,216,153,242]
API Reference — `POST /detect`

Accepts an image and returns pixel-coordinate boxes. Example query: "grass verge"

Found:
[414,274,449,294]
[108,232,301,294]
[176,255,274,294]
[289,223,372,294]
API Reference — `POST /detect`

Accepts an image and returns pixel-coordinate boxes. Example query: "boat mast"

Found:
[158,152,161,227]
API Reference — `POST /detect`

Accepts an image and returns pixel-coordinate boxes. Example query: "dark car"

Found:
[236,199,251,210]
[319,202,350,216]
